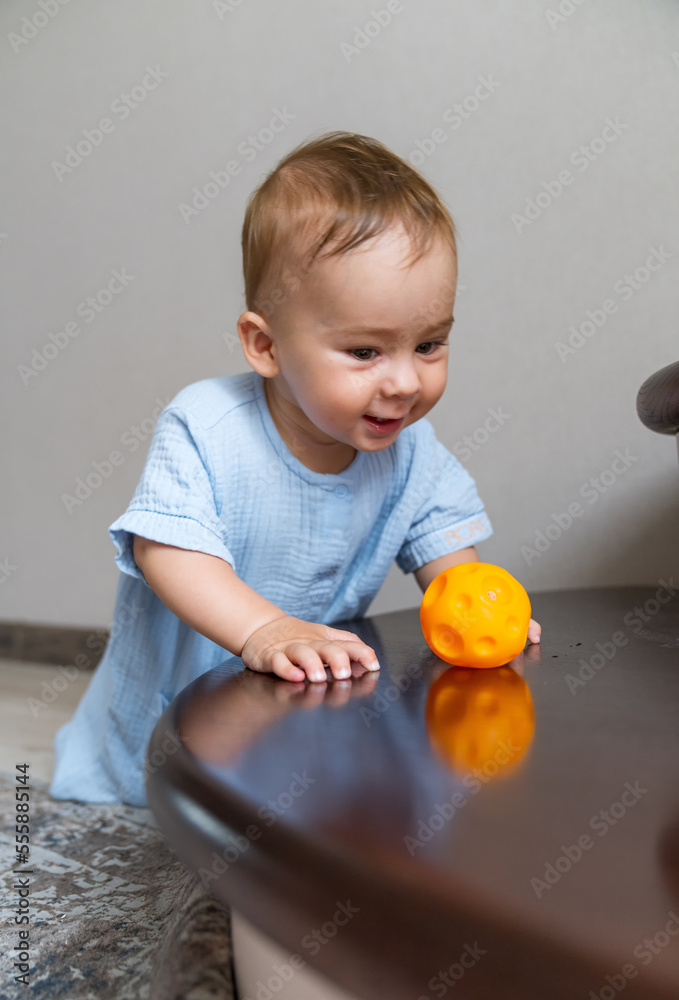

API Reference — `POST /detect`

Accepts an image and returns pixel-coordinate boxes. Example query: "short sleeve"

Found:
[395,423,493,574]
[108,407,235,581]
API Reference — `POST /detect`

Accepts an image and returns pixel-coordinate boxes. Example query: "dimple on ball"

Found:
[420,562,531,668]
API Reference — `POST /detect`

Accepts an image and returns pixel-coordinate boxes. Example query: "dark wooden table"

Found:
[146,586,679,1000]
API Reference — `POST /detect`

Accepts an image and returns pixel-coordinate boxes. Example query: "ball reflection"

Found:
[425,665,535,777]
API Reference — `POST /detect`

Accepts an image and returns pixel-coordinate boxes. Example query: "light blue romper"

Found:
[49,370,493,805]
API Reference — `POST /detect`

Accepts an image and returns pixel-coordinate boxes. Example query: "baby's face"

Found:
[249,225,456,465]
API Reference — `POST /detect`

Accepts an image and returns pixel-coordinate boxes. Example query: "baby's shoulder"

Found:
[164,372,258,431]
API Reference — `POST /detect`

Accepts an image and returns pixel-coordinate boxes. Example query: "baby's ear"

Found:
[237,312,279,376]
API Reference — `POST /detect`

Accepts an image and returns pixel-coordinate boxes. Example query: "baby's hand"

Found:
[241,615,381,683]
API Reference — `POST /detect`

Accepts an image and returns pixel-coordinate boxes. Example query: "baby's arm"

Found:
[132,536,381,683]
[413,545,481,591]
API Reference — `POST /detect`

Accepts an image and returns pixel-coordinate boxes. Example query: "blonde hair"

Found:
[241,130,457,319]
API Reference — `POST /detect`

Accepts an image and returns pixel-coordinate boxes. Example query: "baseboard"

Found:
[0,622,108,669]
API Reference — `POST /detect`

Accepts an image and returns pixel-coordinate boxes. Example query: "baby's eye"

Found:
[416,340,448,355]
[348,341,447,362]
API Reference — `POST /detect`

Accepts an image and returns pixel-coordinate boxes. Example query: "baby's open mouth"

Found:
[362,414,405,434]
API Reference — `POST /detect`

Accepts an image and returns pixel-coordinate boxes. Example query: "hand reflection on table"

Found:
[179,662,381,764]
[425,662,536,779]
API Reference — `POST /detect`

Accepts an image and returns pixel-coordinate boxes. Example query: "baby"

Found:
[50,130,541,806]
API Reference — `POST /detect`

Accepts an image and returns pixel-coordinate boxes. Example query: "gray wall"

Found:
[2,0,678,629]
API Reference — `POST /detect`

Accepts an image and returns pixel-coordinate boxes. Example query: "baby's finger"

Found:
[527,618,542,644]
[286,643,328,684]
[339,640,380,672]
[268,649,307,683]
[317,644,352,681]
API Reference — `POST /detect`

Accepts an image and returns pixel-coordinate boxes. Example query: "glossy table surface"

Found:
[147,586,679,1000]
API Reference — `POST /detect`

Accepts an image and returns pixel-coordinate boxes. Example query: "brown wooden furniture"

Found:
[147,586,679,1000]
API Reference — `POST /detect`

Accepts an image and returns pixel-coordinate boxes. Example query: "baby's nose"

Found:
[382,359,421,397]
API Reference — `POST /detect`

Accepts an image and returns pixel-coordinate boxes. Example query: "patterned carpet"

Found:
[0,771,237,999]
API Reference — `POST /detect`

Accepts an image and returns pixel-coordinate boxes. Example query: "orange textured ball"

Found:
[420,562,531,668]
